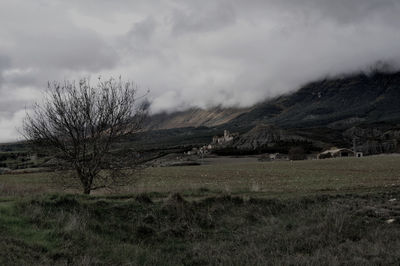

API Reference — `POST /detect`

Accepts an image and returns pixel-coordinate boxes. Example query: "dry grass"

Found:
[1,155,400,264]
[132,155,400,197]
[1,155,400,198]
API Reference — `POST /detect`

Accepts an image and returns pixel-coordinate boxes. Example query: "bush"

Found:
[318,153,332,159]
[288,146,307,160]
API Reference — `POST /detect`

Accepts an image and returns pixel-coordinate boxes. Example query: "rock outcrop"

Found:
[343,125,400,154]
[233,124,306,150]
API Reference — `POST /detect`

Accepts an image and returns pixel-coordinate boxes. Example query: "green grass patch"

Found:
[2,191,400,264]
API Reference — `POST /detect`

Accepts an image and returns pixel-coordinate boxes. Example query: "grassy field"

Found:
[139,155,400,197]
[1,155,399,198]
[1,155,400,265]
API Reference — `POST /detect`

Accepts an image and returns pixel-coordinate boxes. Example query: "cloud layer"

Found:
[1,0,400,141]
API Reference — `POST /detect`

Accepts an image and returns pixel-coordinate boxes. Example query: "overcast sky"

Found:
[1,0,400,142]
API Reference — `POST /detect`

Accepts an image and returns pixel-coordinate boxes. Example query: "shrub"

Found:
[288,146,307,160]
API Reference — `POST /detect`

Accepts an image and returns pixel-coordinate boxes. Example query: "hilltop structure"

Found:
[185,130,239,156]
[212,130,238,145]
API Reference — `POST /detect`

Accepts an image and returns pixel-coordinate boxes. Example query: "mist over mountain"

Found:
[146,71,400,129]
[142,71,400,155]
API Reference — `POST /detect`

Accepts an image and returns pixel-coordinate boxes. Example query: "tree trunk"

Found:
[83,186,91,194]
[78,170,91,194]
[82,182,92,195]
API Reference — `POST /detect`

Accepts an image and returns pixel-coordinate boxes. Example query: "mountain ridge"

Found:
[144,106,250,130]
[139,71,400,155]
[146,71,400,131]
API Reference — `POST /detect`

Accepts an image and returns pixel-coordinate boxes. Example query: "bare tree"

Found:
[23,77,148,194]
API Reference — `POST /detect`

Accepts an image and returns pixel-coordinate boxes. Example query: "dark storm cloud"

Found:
[1,0,400,141]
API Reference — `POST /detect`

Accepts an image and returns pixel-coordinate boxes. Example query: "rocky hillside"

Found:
[144,107,250,130]
[140,71,400,154]
[233,124,306,150]
[146,71,400,131]
[343,123,400,154]
[227,71,400,130]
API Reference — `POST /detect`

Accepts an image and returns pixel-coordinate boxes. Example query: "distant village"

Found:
[185,129,364,161]
[185,130,237,156]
